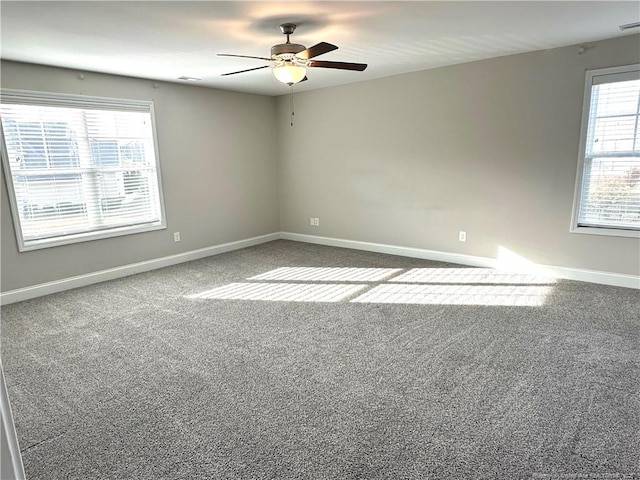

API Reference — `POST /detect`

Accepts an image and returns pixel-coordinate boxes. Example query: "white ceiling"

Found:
[1,1,639,97]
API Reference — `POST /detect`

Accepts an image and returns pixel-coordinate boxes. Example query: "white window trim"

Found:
[0,89,167,251]
[570,64,640,238]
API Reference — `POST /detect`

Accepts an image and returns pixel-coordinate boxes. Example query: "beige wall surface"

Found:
[2,35,639,293]
[277,34,640,276]
[1,61,279,291]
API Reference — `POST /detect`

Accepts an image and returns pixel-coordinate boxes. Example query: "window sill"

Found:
[18,222,167,252]
[570,225,640,238]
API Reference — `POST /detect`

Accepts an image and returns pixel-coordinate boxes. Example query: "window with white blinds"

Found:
[0,90,166,251]
[572,64,640,237]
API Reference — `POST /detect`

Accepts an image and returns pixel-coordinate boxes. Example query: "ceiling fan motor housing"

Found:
[271,43,306,57]
[272,23,305,59]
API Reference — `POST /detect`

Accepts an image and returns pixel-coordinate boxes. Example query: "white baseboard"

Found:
[281,232,498,268]
[281,232,639,289]
[0,233,280,305]
[2,231,637,305]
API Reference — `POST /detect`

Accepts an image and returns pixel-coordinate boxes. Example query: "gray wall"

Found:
[1,61,279,291]
[2,34,639,292]
[277,34,640,276]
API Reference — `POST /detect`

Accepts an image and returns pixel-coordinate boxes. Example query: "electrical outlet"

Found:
[174,232,181,242]
[458,231,466,242]
[314,218,320,227]
[310,217,315,226]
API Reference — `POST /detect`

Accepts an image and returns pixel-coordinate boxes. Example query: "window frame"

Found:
[0,89,167,251]
[570,64,640,238]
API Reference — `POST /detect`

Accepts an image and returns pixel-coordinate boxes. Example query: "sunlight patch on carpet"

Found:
[186,282,367,302]
[390,268,556,285]
[187,266,557,306]
[351,284,553,306]
[249,267,402,282]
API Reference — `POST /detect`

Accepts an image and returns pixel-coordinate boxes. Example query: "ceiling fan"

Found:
[218,23,368,86]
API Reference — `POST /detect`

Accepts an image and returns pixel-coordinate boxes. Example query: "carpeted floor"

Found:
[2,240,639,479]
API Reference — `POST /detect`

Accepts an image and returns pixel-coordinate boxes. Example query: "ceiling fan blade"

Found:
[297,42,338,60]
[218,53,273,61]
[221,65,270,76]
[308,60,368,71]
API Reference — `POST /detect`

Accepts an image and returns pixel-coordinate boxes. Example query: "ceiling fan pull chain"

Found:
[289,86,295,127]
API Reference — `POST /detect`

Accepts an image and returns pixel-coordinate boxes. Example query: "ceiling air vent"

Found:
[619,21,640,31]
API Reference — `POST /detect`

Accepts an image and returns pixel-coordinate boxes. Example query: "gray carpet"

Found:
[2,240,639,479]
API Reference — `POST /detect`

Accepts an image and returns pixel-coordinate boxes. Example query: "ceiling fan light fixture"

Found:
[273,64,307,85]
[219,23,366,86]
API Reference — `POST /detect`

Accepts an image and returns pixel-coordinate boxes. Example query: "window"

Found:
[572,64,640,237]
[0,90,166,251]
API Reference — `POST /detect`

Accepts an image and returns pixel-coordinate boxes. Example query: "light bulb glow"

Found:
[273,64,307,85]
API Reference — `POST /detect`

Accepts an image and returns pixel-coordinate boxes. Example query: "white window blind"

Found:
[0,90,166,251]
[572,65,640,237]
